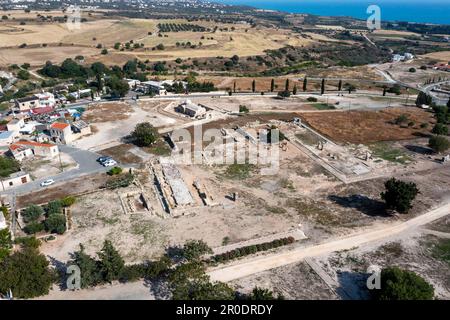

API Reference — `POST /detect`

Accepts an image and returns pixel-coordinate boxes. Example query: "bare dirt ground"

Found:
[231,261,337,300]
[76,100,176,150]
[16,173,111,208]
[421,51,450,63]
[378,59,450,87]
[99,143,144,165]
[315,231,450,300]
[299,107,434,144]
[82,102,134,123]
[21,153,77,180]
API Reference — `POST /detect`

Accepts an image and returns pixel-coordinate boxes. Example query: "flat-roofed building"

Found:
[0,171,31,191]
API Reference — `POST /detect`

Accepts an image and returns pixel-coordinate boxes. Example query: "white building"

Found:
[0,171,31,191]
[138,81,167,95]
[6,117,25,132]
[35,92,56,108]
[50,122,74,144]
[175,99,207,118]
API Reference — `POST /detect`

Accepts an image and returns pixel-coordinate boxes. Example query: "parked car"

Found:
[102,160,117,167]
[97,156,112,163]
[40,179,55,187]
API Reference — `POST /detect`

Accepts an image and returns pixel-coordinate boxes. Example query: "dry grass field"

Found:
[299,107,434,144]
[0,12,319,66]
[421,51,450,63]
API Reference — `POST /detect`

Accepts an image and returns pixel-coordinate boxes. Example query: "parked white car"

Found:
[40,179,55,187]
[102,160,117,167]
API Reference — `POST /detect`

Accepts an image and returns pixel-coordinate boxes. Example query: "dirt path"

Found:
[208,202,450,282]
[40,202,450,300]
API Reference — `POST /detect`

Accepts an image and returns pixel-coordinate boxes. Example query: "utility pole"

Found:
[58,151,63,172]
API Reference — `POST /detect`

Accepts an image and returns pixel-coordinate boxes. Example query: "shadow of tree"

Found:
[336,271,371,300]
[328,194,388,217]
[145,277,171,300]
[405,145,433,155]
[47,255,68,290]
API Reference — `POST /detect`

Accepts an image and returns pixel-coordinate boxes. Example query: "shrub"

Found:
[381,178,419,214]
[61,196,76,207]
[45,214,66,234]
[432,123,448,135]
[46,200,63,216]
[307,97,318,102]
[108,167,123,176]
[120,264,146,282]
[14,236,41,249]
[22,205,44,223]
[371,267,434,300]
[24,222,44,235]
[429,135,450,153]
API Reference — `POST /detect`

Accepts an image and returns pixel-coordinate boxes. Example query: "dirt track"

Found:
[208,202,450,282]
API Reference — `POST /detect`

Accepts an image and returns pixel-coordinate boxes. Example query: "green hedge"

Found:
[212,237,295,263]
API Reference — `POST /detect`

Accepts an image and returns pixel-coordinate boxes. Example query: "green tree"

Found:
[22,204,44,223]
[277,90,290,99]
[344,83,356,94]
[61,196,76,207]
[321,78,325,95]
[0,156,20,178]
[131,122,159,147]
[415,92,432,107]
[293,85,298,95]
[303,77,307,92]
[285,78,290,91]
[45,214,66,234]
[432,123,448,135]
[106,76,129,98]
[46,200,63,216]
[338,80,342,92]
[0,229,12,262]
[371,267,434,300]
[0,247,55,298]
[429,135,450,153]
[97,240,125,283]
[17,69,30,80]
[69,244,102,288]
[239,105,249,113]
[248,287,283,300]
[252,79,256,93]
[380,178,419,214]
[270,78,275,92]
[182,240,213,261]
[24,221,44,235]
[168,261,234,300]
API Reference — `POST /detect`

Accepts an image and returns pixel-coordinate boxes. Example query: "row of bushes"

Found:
[211,237,295,263]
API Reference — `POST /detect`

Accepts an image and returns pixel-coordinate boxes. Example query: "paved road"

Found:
[208,202,450,282]
[0,145,108,196]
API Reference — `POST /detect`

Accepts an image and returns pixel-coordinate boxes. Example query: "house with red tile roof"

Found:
[9,140,59,161]
[50,121,73,144]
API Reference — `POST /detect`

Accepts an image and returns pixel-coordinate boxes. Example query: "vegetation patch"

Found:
[370,143,412,164]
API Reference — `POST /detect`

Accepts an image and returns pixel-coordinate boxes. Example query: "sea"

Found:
[216,0,450,25]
